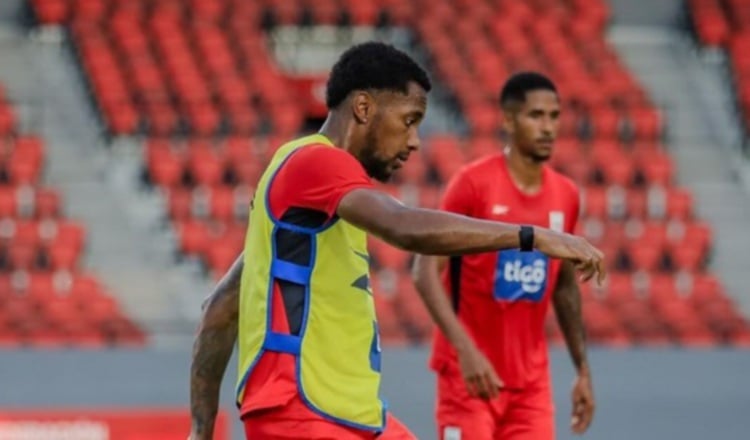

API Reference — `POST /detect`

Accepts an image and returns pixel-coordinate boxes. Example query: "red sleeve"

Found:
[269,145,374,218]
[439,167,477,216]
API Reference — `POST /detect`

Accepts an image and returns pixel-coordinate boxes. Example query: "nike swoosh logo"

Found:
[351,274,372,295]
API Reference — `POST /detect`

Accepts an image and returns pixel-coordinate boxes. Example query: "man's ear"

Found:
[351,91,375,124]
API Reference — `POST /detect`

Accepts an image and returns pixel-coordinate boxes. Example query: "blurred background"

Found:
[0,0,749,438]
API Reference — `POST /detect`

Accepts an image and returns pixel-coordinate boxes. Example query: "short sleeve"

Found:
[439,168,477,216]
[270,145,374,218]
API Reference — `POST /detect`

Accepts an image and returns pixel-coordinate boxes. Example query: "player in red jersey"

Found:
[414,72,596,439]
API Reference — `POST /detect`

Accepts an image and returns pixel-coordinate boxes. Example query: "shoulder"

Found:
[452,153,504,185]
[281,144,367,177]
[287,143,360,165]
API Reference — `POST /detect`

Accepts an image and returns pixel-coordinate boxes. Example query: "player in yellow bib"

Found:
[188,42,606,440]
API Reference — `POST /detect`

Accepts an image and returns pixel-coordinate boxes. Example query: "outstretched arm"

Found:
[553,260,595,434]
[189,254,243,440]
[338,188,606,282]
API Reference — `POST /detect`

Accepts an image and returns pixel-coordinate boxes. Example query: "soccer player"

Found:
[413,72,595,440]
[188,46,605,440]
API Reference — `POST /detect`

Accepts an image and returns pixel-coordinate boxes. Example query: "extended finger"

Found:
[571,405,585,432]
[579,403,594,431]
[578,260,595,282]
[472,375,489,398]
[482,372,499,398]
[490,369,504,390]
[596,257,607,285]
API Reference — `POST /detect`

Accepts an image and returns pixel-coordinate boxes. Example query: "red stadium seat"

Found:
[369,237,410,271]
[34,188,61,219]
[8,242,38,270]
[177,220,209,255]
[49,221,86,252]
[638,151,673,186]
[32,0,69,25]
[188,145,225,187]
[691,0,730,47]
[598,156,635,187]
[590,108,621,140]
[580,186,606,219]
[0,187,16,218]
[0,104,16,135]
[582,301,630,346]
[187,103,221,137]
[625,239,663,272]
[148,148,184,187]
[8,151,41,185]
[47,242,80,271]
[168,188,192,220]
[205,239,239,278]
[669,241,706,272]
[13,221,40,246]
[145,103,179,136]
[209,187,235,221]
[106,102,140,135]
[227,104,259,135]
[666,188,694,220]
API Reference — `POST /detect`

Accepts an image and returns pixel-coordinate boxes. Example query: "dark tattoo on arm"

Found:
[190,254,243,438]
[553,260,589,374]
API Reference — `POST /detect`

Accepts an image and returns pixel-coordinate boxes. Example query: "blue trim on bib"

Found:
[263,332,302,355]
[270,259,312,284]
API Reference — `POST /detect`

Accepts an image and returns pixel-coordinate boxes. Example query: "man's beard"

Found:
[529,151,551,163]
[359,129,392,183]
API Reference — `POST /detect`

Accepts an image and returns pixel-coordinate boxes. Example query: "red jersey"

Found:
[429,153,580,389]
[240,142,374,417]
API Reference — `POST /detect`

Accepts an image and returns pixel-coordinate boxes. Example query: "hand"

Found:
[570,373,595,434]
[533,228,606,286]
[457,343,503,400]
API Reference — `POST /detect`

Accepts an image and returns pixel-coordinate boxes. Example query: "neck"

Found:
[319,112,357,153]
[505,144,544,192]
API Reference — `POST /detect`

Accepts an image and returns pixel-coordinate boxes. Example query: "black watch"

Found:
[519,225,534,252]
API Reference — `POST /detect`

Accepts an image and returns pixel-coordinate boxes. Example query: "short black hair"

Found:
[499,72,557,108]
[326,42,432,109]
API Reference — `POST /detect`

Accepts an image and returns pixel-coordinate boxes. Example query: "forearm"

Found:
[412,256,474,352]
[190,321,236,435]
[553,285,589,375]
[387,207,525,255]
[190,256,242,438]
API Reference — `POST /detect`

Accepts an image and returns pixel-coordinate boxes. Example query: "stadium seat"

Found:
[369,237,410,271]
